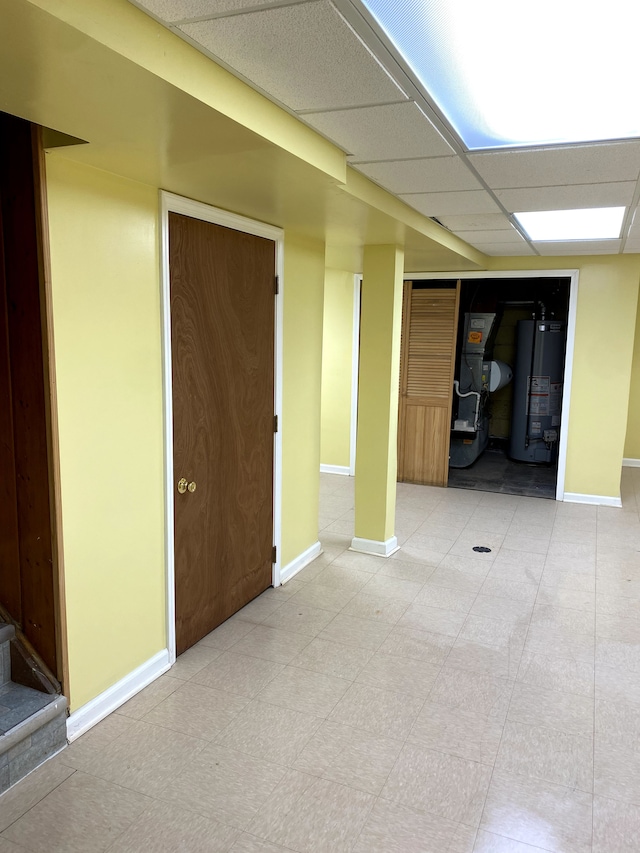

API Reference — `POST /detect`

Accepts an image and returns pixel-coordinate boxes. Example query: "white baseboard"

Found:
[350,536,400,557]
[280,540,322,585]
[320,464,351,476]
[66,649,170,742]
[563,492,622,508]
[623,458,640,468]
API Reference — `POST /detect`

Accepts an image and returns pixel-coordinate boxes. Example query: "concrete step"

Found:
[0,622,67,794]
[0,683,67,794]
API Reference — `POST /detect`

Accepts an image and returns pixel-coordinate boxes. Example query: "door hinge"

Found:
[273,414,278,433]
[274,275,279,295]
[272,545,277,563]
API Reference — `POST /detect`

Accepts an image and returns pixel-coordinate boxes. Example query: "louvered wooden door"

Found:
[398,281,460,486]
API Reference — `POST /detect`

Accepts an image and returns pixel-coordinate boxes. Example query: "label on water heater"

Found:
[527,376,550,415]
[531,421,542,434]
[549,382,562,414]
[468,331,482,344]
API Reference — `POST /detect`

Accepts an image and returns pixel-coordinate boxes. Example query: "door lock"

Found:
[177,478,197,494]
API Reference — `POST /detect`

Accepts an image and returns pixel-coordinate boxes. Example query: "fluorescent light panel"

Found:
[359,0,640,149]
[514,207,625,241]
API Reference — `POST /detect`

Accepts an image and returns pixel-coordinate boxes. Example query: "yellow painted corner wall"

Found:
[46,156,165,711]
[281,235,325,567]
[320,269,355,470]
[488,255,640,499]
[624,297,640,459]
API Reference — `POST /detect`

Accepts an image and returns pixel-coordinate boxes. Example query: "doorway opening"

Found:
[448,277,570,499]
[397,271,575,501]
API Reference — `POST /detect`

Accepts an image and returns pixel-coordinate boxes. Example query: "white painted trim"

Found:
[320,464,351,476]
[350,276,361,477]
[563,492,622,508]
[280,541,322,584]
[66,650,170,742]
[160,191,284,666]
[623,458,640,467]
[350,536,400,557]
[406,269,579,502]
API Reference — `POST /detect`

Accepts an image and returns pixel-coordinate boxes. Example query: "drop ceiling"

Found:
[128,0,640,258]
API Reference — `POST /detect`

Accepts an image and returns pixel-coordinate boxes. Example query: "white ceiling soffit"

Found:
[301,102,454,161]
[179,2,407,112]
[480,243,537,257]
[128,0,640,258]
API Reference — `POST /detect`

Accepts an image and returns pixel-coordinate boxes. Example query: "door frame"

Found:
[405,269,579,502]
[160,191,283,664]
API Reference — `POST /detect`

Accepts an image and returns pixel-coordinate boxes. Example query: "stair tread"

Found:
[0,682,60,736]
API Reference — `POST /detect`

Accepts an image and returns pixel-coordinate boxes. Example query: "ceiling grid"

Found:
[130,0,640,257]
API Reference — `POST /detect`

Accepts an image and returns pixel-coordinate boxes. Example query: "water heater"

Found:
[509,319,565,464]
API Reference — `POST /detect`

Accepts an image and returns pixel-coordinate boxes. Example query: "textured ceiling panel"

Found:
[133,0,285,23]
[438,213,514,231]
[180,2,407,111]
[494,182,637,213]
[469,142,640,189]
[479,243,536,256]
[400,191,501,216]
[454,229,525,244]
[623,241,640,253]
[303,102,453,161]
[535,240,622,255]
[354,157,481,194]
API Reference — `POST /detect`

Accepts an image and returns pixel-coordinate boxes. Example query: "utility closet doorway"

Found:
[398,274,573,501]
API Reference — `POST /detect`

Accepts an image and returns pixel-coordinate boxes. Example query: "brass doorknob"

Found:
[177,478,188,494]
[187,481,197,493]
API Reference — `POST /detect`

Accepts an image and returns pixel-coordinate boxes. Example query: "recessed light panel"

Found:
[514,208,625,241]
[359,0,640,149]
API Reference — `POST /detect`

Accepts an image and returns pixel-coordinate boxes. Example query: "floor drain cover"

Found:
[473,546,492,553]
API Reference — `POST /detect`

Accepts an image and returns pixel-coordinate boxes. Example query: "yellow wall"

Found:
[47,156,165,710]
[320,270,356,470]
[281,235,325,566]
[488,256,640,499]
[624,298,640,460]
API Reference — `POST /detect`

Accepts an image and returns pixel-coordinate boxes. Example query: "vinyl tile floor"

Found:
[3,470,640,851]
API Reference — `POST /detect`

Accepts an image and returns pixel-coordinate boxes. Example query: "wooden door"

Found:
[398,281,460,486]
[170,213,275,654]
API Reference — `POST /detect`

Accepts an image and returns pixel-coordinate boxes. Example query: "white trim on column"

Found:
[66,650,170,742]
[350,536,399,557]
[160,191,284,666]
[350,275,361,477]
[623,458,640,467]
[563,493,622,507]
[408,269,578,502]
[280,541,322,584]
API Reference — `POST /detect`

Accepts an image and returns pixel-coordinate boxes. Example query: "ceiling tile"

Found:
[133,0,283,23]
[623,241,640,253]
[478,243,536,257]
[179,2,407,111]
[354,157,481,194]
[469,142,640,189]
[438,213,514,231]
[454,229,525,246]
[494,182,637,213]
[302,102,453,161]
[535,240,621,256]
[400,191,501,216]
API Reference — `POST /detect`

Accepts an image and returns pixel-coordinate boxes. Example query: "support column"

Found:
[351,245,404,556]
